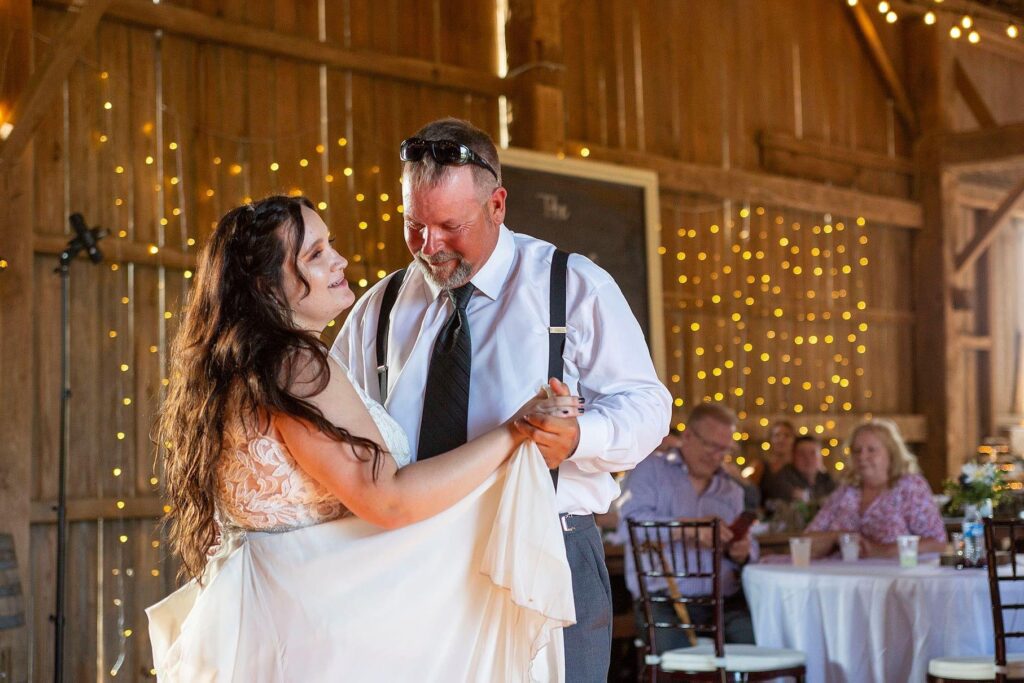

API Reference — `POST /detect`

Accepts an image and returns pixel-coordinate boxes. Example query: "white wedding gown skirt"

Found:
[147,442,576,682]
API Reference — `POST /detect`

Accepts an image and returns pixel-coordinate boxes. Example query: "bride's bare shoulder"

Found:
[282,349,368,426]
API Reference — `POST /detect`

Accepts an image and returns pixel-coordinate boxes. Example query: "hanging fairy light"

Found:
[848,1,1018,46]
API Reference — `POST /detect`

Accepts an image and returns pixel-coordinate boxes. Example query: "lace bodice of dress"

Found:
[216,378,412,532]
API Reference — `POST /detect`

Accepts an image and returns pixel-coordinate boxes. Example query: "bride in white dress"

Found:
[146,196,577,681]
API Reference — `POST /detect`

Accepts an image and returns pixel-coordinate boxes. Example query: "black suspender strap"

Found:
[548,249,570,489]
[375,268,407,403]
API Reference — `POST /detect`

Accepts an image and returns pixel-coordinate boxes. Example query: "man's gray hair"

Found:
[402,118,502,195]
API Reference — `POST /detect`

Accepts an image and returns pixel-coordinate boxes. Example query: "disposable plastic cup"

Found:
[840,532,860,562]
[790,537,812,567]
[897,534,920,568]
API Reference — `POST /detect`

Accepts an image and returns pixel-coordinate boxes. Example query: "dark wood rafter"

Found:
[953,58,998,129]
[0,0,113,166]
[573,141,923,227]
[847,2,919,137]
[954,174,1024,275]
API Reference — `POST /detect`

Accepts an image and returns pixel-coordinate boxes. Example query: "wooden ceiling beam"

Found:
[954,173,1024,276]
[953,58,997,129]
[0,0,112,166]
[938,120,1024,166]
[572,142,923,228]
[847,3,919,137]
[38,0,504,97]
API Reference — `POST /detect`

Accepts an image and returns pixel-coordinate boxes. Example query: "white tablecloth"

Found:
[742,557,1024,683]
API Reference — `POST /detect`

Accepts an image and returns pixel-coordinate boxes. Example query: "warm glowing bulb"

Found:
[950,25,962,38]
[924,11,936,24]
[968,30,980,43]
[1008,24,1020,38]
[877,1,889,12]
[886,10,897,22]
[961,15,972,29]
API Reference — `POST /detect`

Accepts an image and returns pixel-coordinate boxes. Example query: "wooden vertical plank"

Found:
[506,0,565,152]
[907,16,959,485]
[30,8,67,238]
[29,524,55,681]
[0,2,34,678]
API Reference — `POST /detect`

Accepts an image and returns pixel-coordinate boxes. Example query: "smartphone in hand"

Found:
[727,511,758,540]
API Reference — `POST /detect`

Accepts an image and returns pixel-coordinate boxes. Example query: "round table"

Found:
[742,556,1024,683]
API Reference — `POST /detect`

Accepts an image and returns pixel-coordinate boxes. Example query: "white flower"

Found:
[962,462,998,486]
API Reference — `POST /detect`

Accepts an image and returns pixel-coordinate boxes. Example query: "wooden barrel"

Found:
[0,534,24,631]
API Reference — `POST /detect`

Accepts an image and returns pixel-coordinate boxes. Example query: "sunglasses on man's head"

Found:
[399,137,499,183]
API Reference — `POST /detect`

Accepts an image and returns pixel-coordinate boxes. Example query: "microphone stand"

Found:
[52,214,107,683]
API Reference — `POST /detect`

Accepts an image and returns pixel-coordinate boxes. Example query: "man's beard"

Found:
[414,250,473,290]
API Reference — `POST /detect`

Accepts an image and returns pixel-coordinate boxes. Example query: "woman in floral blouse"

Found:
[806,419,947,558]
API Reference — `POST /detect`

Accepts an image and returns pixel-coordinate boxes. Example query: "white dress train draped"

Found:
[147,379,575,682]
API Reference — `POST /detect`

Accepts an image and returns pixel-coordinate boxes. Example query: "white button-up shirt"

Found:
[332,224,672,515]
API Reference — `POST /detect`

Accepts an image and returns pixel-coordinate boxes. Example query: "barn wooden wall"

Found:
[947,44,1024,451]
[558,0,922,459]
[3,1,1023,681]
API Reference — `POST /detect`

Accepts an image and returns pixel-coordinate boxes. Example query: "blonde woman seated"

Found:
[806,419,946,558]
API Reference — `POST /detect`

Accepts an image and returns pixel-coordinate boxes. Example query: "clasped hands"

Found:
[507,378,583,470]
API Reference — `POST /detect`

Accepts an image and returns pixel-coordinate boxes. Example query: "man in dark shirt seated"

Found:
[618,403,757,651]
[764,435,837,508]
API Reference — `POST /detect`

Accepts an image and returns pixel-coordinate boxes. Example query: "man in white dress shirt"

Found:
[332,118,671,682]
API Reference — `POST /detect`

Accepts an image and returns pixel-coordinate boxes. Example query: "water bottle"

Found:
[961,505,985,567]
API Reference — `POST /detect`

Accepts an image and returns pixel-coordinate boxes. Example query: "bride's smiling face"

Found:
[281,206,354,331]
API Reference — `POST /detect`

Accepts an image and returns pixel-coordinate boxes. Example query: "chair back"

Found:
[984,517,1024,683]
[626,519,725,660]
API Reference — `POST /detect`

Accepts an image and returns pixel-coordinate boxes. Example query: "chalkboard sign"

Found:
[499,148,664,376]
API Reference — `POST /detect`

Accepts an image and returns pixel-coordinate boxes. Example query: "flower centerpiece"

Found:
[943,462,1004,517]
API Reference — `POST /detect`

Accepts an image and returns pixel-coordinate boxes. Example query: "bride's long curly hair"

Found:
[156,195,384,582]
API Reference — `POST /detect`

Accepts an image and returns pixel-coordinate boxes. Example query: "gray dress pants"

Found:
[561,514,613,683]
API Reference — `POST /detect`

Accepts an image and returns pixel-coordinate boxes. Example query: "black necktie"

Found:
[417,283,475,460]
